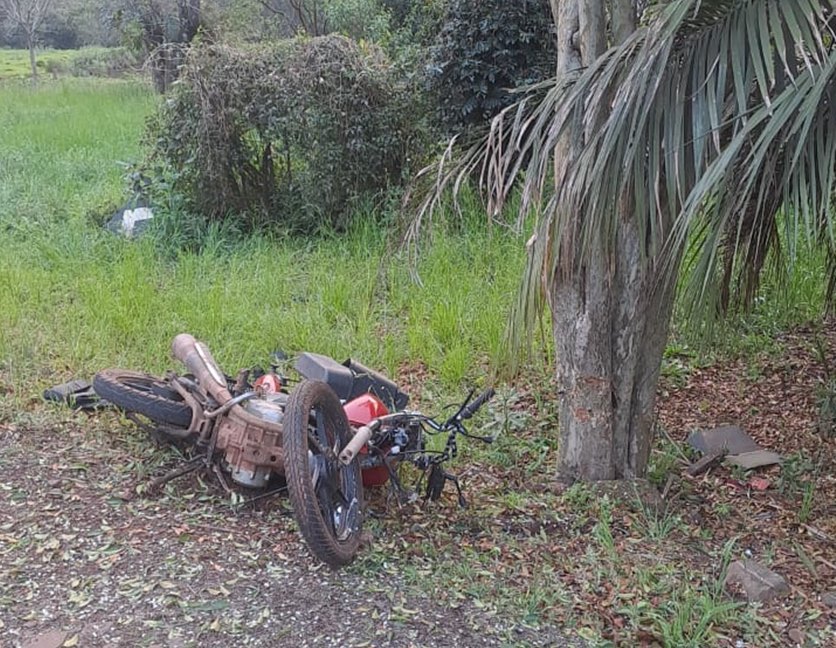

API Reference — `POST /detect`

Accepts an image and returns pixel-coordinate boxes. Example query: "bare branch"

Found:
[0,0,55,77]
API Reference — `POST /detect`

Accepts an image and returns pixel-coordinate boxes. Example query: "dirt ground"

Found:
[0,413,582,648]
[2,320,834,647]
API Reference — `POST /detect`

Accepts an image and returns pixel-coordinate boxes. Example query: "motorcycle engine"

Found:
[219,394,287,489]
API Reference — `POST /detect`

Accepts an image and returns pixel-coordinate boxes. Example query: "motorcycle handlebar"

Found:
[459,388,495,420]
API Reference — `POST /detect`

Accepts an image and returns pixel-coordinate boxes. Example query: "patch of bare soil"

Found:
[0,413,581,648]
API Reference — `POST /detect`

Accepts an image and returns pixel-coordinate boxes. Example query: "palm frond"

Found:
[677,45,836,319]
[408,0,836,368]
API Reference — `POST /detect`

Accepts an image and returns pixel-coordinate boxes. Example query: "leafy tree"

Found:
[416,0,836,481]
[146,36,428,231]
[0,0,54,78]
[428,0,556,132]
[325,0,391,42]
[254,0,328,36]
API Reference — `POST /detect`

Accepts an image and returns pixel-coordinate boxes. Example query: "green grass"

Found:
[0,78,527,400]
[0,77,153,226]
[671,241,829,361]
[0,47,122,80]
[0,219,524,394]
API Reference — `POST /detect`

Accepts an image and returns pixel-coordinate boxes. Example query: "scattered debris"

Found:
[688,425,759,455]
[748,476,771,491]
[105,204,154,237]
[43,379,106,411]
[725,559,790,603]
[821,591,836,608]
[726,449,783,470]
[687,425,782,470]
[686,448,728,477]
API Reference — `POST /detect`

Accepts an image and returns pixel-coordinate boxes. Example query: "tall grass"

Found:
[0,78,527,398]
[0,77,827,405]
[0,78,153,227]
[0,219,525,392]
[0,47,128,80]
[670,243,830,360]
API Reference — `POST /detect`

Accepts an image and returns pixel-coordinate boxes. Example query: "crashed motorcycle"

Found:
[93,333,494,567]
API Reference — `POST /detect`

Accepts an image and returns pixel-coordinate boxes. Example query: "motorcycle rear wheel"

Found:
[93,369,192,429]
[284,380,363,567]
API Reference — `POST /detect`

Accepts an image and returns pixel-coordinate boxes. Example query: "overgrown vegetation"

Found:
[427,0,556,132]
[143,37,430,232]
[0,46,137,79]
[0,55,832,646]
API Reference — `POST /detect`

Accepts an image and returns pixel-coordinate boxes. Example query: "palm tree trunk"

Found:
[550,0,671,482]
[553,216,678,481]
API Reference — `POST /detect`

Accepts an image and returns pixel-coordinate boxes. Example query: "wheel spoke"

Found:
[311,407,359,538]
[316,479,337,535]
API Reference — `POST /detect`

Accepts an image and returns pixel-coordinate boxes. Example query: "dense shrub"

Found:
[69,47,140,77]
[144,36,428,232]
[325,0,392,42]
[428,0,556,132]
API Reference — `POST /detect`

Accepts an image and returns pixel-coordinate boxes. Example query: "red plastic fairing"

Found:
[343,394,390,487]
[343,393,388,425]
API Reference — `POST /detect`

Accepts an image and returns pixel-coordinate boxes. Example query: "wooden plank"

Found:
[686,448,728,477]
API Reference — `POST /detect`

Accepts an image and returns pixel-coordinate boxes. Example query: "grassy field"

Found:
[0,77,529,400]
[0,75,826,395]
[0,47,129,80]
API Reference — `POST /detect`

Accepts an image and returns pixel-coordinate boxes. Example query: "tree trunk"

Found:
[27,32,37,79]
[178,0,201,43]
[550,0,673,482]
[553,220,677,481]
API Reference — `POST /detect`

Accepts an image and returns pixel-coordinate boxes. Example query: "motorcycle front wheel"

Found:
[93,369,193,429]
[284,380,363,567]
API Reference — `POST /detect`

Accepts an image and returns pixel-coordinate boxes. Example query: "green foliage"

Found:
[593,496,616,558]
[562,482,593,512]
[0,47,136,80]
[67,46,139,77]
[633,494,681,542]
[144,36,429,232]
[776,452,815,495]
[428,0,555,131]
[325,0,392,42]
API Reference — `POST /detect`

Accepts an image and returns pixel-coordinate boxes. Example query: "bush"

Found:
[69,48,140,78]
[428,0,556,132]
[144,36,429,232]
[325,0,392,43]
